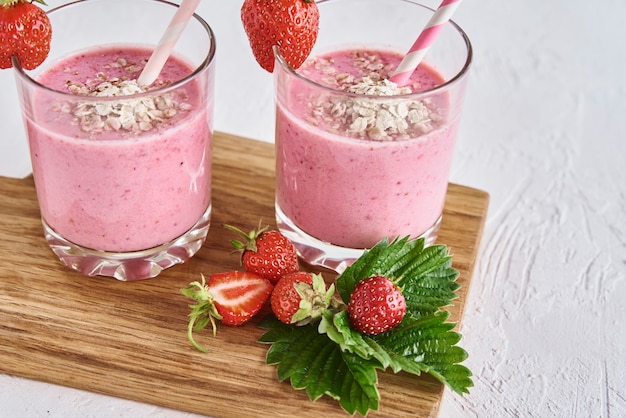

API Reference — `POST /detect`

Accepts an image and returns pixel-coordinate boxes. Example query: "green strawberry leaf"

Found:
[319,310,399,371]
[259,315,381,415]
[374,310,473,394]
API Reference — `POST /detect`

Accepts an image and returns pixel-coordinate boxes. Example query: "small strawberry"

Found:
[348,275,406,335]
[0,0,52,70]
[225,222,299,284]
[241,0,319,72]
[181,271,273,352]
[271,271,334,325]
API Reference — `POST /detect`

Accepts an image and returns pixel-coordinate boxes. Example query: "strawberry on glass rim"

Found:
[0,0,52,70]
[241,0,319,72]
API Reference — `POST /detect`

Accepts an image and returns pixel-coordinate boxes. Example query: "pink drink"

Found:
[276,48,457,249]
[26,46,211,252]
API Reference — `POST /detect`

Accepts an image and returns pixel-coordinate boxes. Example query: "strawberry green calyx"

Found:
[290,273,338,324]
[0,0,46,7]
[180,274,222,352]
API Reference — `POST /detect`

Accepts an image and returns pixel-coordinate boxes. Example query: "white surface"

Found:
[1,0,625,417]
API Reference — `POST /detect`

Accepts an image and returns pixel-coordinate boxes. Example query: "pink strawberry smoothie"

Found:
[26,46,212,252]
[276,48,458,249]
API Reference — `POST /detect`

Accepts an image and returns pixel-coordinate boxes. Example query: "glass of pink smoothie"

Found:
[274,0,472,272]
[13,0,216,281]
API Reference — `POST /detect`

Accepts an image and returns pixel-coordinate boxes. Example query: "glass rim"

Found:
[274,0,473,100]
[12,0,216,101]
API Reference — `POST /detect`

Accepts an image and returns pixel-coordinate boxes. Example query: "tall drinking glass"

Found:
[13,0,216,281]
[274,0,472,272]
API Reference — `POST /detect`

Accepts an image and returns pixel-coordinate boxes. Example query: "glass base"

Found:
[275,202,441,274]
[42,204,211,281]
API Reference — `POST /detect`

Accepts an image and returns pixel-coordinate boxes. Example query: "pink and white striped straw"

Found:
[137,0,201,86]
[389,0,463,86]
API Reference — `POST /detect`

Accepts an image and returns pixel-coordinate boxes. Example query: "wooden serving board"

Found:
[0,132,488,417]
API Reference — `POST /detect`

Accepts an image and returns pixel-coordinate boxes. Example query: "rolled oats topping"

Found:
[54,57,191,137]
[302,51,443,141]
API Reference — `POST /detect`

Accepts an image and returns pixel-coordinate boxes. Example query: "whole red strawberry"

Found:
[0,0,52,70]
[348,275,406,335]
[225,223,299,284]
[271,271,333,325]
[241,0,319,72]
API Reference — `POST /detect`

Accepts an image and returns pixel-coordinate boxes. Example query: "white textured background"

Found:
[1,0,625,417]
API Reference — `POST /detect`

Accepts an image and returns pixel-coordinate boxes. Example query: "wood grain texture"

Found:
[0,132,488,417]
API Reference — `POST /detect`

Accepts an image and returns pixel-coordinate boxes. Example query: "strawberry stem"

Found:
[224,220,269,254]
[187,316,210,353]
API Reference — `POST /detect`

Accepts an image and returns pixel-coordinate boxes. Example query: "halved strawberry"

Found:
[181,271,273,352]
[0,0,52,70]
[208,271,273,325]
[241,0,319,72]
